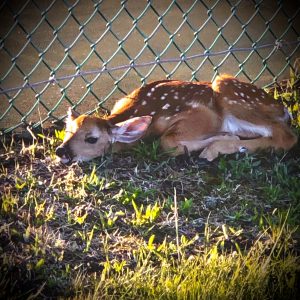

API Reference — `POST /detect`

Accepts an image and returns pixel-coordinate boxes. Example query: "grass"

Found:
[1,80,300,299]
[1,133,300,299]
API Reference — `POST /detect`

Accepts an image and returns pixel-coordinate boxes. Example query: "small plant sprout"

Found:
[131,200,161,226]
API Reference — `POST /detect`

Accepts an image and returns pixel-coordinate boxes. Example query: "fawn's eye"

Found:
[85,137,98,144]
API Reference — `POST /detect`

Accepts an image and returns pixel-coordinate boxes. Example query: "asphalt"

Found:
[0,0,299,130]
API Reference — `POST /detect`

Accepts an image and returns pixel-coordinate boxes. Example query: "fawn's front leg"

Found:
[159,107,237,156]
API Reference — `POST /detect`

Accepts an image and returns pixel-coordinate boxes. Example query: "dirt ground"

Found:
[0,0,299,131]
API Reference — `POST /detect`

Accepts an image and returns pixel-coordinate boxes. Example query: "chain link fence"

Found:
[0,0,299,134]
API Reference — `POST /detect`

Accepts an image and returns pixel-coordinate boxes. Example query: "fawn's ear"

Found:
[66,107,80,123]
[111,116,152,143]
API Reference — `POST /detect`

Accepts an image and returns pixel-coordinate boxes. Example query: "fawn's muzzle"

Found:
[55,145,73,162]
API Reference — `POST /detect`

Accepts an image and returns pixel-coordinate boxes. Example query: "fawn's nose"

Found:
[55,146,67,158]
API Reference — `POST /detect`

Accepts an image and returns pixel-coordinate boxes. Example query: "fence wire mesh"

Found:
[0,0,299,134]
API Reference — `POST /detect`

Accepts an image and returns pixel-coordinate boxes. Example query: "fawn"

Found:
[55,74,297,163]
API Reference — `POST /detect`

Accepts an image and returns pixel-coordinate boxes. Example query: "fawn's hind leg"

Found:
[200,123,297,161]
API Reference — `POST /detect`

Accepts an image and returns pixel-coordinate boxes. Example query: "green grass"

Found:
[1,133,299,299]
[1,79,300,299]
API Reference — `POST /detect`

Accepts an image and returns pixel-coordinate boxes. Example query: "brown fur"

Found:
[56,75,297,163]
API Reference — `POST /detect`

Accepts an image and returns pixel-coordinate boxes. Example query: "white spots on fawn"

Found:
[228,100,237,105]
[234,92,239,96]
[175,106,180,112]
[151,87,156,92]
[142,100,147,106]
[251,88,256,92]
[165,116,171,120]
[160,95,166,100]
[162,103,171,110]
[187,101,200,108]
[134,109,138,114]
[174,95,179,100]
[240,92,245,97]
[150,111,156,116]
[147,92,152,97]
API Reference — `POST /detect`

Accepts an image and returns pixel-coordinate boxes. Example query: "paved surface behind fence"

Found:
[0,0,299,131]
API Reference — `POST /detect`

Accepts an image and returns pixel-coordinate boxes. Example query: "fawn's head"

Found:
[55,108,152,163]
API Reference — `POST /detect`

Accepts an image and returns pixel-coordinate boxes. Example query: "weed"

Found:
[99,208,125,229]
[1,189,18,214]
[268,67,300,127]
[179,197,194,217]
[113,188,140,205]
[131,200,161,227]
[218,154,262,180]
[132,140,174,161]
[262,184,284,203]
[132,140,162,161]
